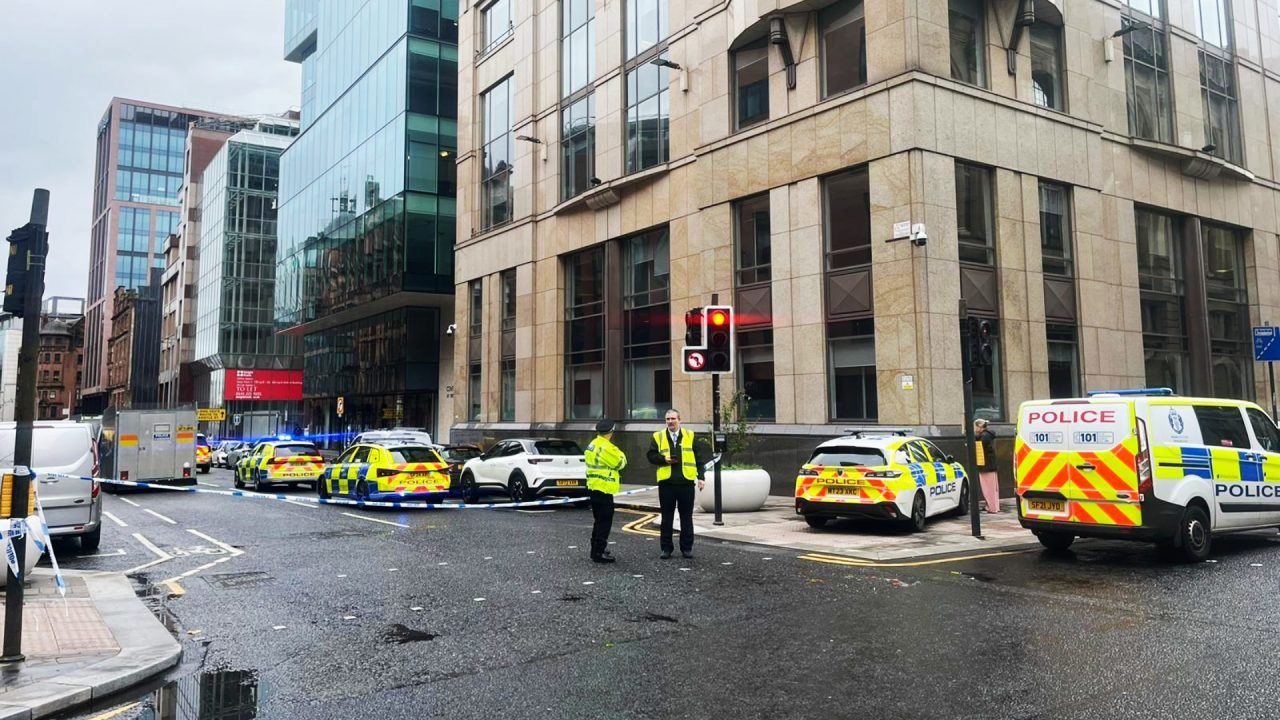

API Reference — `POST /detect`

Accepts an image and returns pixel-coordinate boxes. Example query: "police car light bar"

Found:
[843,427,912,437]
[1086,388,1175,397]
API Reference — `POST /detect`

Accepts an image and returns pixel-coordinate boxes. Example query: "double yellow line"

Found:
[798,548,1034,568]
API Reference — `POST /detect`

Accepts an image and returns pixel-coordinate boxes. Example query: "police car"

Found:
[795,430,969,531]
[1016,389,1280,561]
[234,438,326,492]
[195,433,212,474]
[320,442,451,501]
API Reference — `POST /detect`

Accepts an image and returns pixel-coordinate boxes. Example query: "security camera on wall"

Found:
[445,323,457,336]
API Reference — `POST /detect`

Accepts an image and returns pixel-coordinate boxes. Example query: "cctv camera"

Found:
[910,223,928,247]
[445,323,457,336]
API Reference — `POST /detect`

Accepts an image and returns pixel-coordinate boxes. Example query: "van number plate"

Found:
[1072,431,1114,445]
[1026,498,1067,514]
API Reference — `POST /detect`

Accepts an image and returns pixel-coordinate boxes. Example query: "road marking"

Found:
[118,497,141,507]
[341,512,409,528]
[143,508,178,525]
[285,499,316,509]
[161,580,186,597]
[125,533,174,573]
[81,549,127,558]
[103,511,128,528]
[197,481,221,488]
[159,529,245,587]
[186,529,243,557]
[620,510,660,537]
[87,703,140,720]
[797,548,1036,569]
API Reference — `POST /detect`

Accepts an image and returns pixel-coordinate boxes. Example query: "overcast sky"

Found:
[0,0,299,301]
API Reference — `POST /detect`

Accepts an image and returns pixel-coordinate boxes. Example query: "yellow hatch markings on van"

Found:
[119,434,139,447]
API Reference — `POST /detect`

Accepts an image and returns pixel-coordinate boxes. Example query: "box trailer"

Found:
[99,407,198,488]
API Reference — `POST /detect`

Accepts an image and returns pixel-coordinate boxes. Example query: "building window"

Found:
[828,319,877,421]
[1039,181,1072,276]
[821,0,867,97]
[1136,208,1188,392]
[468,280,483,421]
[1047,324,1081,398]
[956,163,995,266]
[561,95,596,200]
[562,0,595,97]
[482,0,512,52]
[1194,0,1232,49]
[1199,51,1242,165]
[738,328,776,421]
[565,248,605,419]
[949,0,987,87]
[1122,16,1174,144]
[1030,21,1065,111]
[824,167,872,269]
[733,39,770,130]
[735,194,771,286]
[500,269,516,422]
[623,228,671,420]
[626,0,668,60]
[971,319,1004,420]
[625,56,670,174]
[1202,223,1250,398]
[481,76,513,230]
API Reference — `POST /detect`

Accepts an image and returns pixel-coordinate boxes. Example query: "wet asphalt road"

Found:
[49,468,1280,720]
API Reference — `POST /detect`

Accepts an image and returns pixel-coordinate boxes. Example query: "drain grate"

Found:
[205,571,276,590]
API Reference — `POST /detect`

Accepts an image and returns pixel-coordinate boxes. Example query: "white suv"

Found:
[458,439,588,502]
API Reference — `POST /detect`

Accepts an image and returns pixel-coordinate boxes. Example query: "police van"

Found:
[1015,389,1280,561]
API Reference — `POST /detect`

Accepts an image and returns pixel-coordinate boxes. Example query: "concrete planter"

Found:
[696,468,770,512]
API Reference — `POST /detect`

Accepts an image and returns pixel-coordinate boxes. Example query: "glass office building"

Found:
[278,0,459,439]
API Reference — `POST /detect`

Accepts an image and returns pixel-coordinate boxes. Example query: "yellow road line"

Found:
[161,580,186,597]
[798,548,1036,568]
[87,702,140,719]
[619,510,660,537]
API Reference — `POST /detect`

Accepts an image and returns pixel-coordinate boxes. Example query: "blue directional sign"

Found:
[1255,326,1280,362]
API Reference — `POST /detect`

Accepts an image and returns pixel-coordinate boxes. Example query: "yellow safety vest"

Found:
[585,436,626,495]
[654,429,698,482]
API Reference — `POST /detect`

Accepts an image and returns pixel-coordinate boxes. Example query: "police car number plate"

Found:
[556,480,581,487]
[826,486,862,495]
[1026,498,1066,514]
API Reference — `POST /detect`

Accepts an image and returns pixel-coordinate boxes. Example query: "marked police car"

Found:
[795,430,969,532]
[319,442,451,501]
[1016,389,1280,561]
[195,433,213,474]
[234,438,326,492]
[457,439,588,503]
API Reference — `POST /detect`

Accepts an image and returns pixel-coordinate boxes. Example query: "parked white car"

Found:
[214,441,244,468]
[458,438,587,503]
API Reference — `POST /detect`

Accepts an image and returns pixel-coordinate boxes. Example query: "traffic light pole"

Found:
[710,294,723,526]
[1,189,50,663]
[959,299,983,540]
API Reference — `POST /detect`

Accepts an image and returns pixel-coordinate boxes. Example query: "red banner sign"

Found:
[224,370,303,401]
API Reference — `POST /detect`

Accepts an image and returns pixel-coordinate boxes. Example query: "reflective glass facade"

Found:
[278,0,458,435]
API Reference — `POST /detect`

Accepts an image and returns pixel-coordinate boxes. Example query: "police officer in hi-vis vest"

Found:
[585,418,627,564]
[646,409,707,559]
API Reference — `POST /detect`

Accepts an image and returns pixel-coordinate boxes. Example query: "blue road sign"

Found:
[1255,326,1280,362]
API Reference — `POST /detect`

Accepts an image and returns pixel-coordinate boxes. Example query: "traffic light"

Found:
[704,305,734,374]
[3,224,36,318]
[968,318,993,367]
[684,307,704,347]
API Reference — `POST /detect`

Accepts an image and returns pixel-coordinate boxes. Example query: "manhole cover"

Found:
[205,572,276,590]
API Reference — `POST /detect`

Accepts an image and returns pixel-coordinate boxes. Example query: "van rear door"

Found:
[1017,400,1141,527]
[9,424,97,529]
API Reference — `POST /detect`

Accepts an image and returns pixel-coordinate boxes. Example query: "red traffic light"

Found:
[709,309,728,327]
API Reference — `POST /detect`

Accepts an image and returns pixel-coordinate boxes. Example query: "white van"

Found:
[0,421,101,552]
[1015,389,1280,562]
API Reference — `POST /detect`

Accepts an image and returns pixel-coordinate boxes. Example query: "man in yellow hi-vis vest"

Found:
[646,409,706,559]
[585,418,627,564]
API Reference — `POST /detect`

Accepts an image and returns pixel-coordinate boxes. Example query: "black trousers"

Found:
[589,490,614,556]
[659,480,696,554]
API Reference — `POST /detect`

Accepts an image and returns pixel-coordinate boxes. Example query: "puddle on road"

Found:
[383,624,438,644]
[63,670,262,720]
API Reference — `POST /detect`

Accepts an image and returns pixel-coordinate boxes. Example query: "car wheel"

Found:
[234,470,245,490]
[804,516,829,529]
[949,479,970,517]
[354,479,371,502]
[317,477,331,500]
[1035,531,1075,551]
[254,473,268,493]
[906,491,927,533]
[80,525,102,553]
[459,471,479,503]
[1174,504,1212,563]
[508,472,530,503]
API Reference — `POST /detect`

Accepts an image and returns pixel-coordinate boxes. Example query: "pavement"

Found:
[617,486,1038,563]
[0,569,180,720]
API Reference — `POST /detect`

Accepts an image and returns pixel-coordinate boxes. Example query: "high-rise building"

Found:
[451,0,1280,487]
[277,0,459,441]
[192,119,303,438]
[84,98,228,413]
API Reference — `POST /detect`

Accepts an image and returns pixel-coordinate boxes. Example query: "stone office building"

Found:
[451,0,1280,480]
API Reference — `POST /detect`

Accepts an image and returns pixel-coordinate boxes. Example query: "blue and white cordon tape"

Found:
[46,472,659,510]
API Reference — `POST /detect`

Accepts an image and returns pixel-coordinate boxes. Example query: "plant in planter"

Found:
[697,389,770,512]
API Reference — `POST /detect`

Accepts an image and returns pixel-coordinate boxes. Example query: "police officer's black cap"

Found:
[595,418,616,434]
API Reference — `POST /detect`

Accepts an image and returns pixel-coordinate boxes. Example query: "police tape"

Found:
[45,473,656,510]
